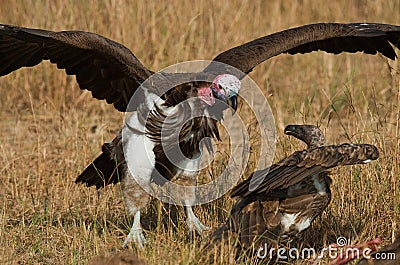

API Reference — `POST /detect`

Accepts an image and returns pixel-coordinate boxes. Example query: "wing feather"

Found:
[231,143,379,198]
[206,23,400,76]
[0,24,154,111]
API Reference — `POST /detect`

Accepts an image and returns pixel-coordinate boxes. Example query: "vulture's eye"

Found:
[218,84,223,90]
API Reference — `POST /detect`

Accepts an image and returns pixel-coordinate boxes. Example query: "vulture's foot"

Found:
[122,210,147,249]
[186,205,210,234]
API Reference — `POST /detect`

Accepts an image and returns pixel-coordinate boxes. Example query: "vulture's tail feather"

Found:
[75,143,123,189]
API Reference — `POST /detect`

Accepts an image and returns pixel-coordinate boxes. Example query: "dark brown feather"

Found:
[75,132,125,189]
[76,80,222,188]
[206,23,400,76]
[1,23,399,112]
[231,143,379,198]
[0,24,153,111]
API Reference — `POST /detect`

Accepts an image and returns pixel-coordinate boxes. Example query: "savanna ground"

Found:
[0,1,399,264]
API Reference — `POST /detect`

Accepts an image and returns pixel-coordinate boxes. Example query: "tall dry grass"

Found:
[0,0,399,264]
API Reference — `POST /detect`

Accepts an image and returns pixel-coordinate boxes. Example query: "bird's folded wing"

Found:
[231,143,379,198]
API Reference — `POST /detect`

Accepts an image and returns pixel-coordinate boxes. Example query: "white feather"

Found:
[281,213,312,233]
[123,107,157,187]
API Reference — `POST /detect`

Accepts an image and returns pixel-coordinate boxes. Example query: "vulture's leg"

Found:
[121,174,151,249]
[123,210,147,248]
[175,154,209,234]
[173,176,210,234]
[185,204,209,234]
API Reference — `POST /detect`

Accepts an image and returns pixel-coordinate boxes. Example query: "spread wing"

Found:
[0,24,153,111]
[231,143,379,198]
[3,23,399,109]
[205,23,400,77]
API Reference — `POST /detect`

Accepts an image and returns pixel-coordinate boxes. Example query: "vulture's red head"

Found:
[198,74,241,112]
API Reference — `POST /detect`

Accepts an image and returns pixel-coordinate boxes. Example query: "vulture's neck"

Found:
[306,137,325,149]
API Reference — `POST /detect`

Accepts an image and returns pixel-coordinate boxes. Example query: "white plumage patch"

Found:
[296,217,312,232]
[122,91,165,187]
[281,213,298,232]
[281,213,311,233]
[123,113,156,187]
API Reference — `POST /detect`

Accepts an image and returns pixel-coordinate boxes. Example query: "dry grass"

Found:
[0,0,400,264]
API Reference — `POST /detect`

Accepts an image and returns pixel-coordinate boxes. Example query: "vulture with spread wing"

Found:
[213,125,379,250]
[0,23,398,248]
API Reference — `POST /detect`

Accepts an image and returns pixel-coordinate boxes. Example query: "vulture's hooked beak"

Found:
[207,74,241,114]
[284,125,300,137]
[211,83,238,114]
[228,93,238,113]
